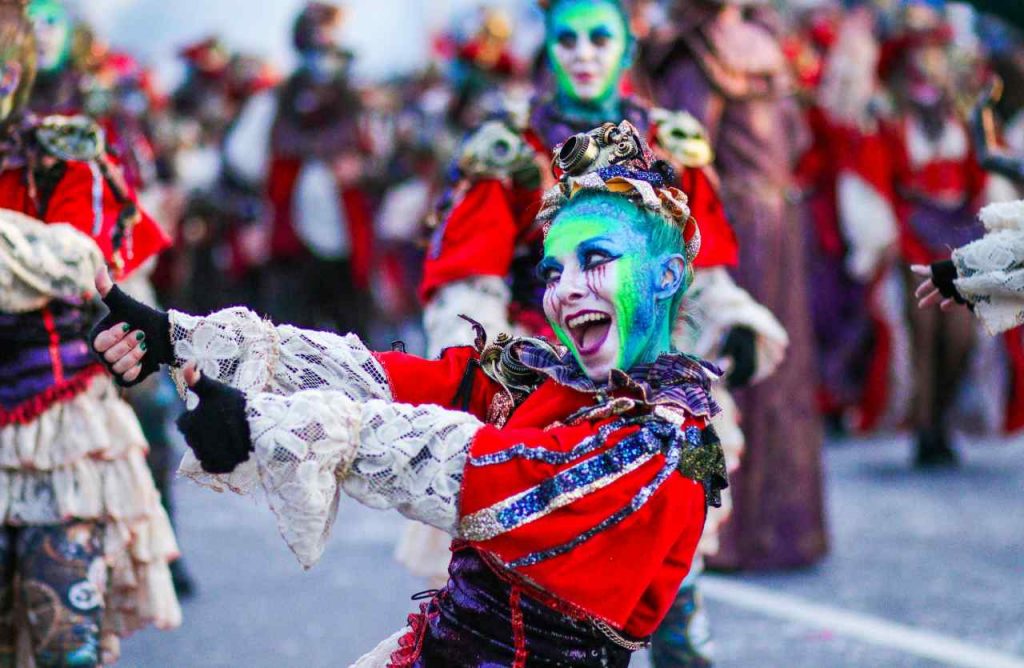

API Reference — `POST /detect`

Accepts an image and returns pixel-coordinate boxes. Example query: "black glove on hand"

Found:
[176,373,253,474]
[930,259,967,305]
[721,326,757,390]
[89,285,173,387]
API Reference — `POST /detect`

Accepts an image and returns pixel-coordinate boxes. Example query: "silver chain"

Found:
[591,617,650,652]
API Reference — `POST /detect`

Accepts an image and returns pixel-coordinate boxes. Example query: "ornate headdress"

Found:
[538,120,701,263]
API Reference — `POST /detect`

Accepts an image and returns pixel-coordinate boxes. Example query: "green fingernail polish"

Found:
[136,332,145,341]
[122,323,130,332]
[140,342,147,352]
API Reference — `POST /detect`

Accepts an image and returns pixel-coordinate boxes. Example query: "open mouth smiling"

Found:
[565,310,612,355]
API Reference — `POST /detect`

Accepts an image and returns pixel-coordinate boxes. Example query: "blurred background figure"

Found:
[640,0,828,573]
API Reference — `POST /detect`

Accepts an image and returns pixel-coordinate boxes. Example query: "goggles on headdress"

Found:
[538,120,701,263]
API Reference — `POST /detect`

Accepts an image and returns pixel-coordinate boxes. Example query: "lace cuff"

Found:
[183,392,482,569]
[167,307,393,399]
[680,267,789,383]
[953,229,1024,335]
[423,277,511,357]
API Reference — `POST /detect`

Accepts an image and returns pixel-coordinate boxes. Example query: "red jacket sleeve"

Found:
[680,166,739,269]
[419,179,518,302]
[44,160,170,277]
[374,346,501,420]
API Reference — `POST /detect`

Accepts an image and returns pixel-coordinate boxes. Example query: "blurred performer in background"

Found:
[640,0,827,571]
[447,7,521,131]
[237,1,374,336]
[843,1,988,466]
[0,1,181,663]
[913,79,1024,345]
[410,1,787,664]
[169,37,277,315]
[26,0,78,114]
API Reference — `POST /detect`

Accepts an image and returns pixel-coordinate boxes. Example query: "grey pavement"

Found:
[120,432,1024,668]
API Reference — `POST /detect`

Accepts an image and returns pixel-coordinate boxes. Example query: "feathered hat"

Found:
[538,120,701,263]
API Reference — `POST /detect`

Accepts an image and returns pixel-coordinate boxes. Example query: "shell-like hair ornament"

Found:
[538,120,701,263]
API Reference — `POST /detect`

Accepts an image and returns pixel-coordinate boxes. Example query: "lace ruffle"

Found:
[168,307,393,398]
[0,374,145,472]
[953,228,1024,335]
[0,209,105,314]
[182,393,480,570]
[0,374,182,637]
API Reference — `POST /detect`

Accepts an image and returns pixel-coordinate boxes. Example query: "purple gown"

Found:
[642,9,828,570]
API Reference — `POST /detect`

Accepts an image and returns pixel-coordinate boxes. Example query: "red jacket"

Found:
[375,345,713,637]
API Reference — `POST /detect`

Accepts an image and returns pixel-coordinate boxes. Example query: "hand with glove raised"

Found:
[89,269,173,386]
[177,362,253,474]
[720,326,757,390]
[912,261,968,312]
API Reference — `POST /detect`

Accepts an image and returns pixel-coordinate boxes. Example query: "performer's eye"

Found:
[590,28,612,48]
[583,250,615,270]
[538,262,562,284]
[556,30,577,49]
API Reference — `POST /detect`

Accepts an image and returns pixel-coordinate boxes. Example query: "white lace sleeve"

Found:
[678,267,790,383]
[952,228,1024,335]
[423,276,511,357]
[219,392,482,568]
[167,307,392,399]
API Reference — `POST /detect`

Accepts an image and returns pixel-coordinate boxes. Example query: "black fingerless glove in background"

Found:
[176,374,253,474]
[931,259,967,305]
[89,285,173,387]
[721,326,757,390]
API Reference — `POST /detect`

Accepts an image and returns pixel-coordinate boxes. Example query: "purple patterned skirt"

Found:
[391,546,632,667]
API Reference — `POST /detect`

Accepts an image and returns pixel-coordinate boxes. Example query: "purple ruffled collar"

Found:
[528,97,651,153]
[516,340,721,419]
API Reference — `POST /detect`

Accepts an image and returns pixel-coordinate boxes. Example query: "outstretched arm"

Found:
[173,363,483,568]
[91,269,393,400]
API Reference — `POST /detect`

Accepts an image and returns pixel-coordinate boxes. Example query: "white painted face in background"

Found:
[546,0,630,107]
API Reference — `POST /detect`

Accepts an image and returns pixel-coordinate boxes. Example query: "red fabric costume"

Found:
[376,344,713,637]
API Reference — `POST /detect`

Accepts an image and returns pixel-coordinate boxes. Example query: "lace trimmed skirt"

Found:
[0,374,182,639]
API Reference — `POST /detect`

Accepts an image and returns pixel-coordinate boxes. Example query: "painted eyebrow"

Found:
[536,257,563,278]
[576,236,622,261]
[590,25,614,39]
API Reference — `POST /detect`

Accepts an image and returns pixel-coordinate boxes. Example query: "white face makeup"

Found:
[547,0,630,106]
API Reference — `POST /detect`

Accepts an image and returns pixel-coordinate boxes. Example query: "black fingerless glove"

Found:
[721,326,757,390]
[176,374,253,474]
[89,285,173,387]
[930,259,967,305]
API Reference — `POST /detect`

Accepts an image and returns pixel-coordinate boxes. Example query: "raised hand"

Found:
[90,269,173,386]
[911,262,964,312]
[176,363,253,474]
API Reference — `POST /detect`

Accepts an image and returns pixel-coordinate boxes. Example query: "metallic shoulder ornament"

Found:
[456,119,537,182]
[650,108,715,169]
[537,119,701,263]
[34,115,106,162]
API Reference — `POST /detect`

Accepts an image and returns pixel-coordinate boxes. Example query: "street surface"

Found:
[122,433,1024,668]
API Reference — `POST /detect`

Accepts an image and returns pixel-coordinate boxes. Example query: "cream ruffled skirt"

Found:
[0,374,182,654]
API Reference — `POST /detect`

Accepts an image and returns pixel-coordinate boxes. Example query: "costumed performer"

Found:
[0,1,181,664]
[417,0,788,661]
[91,122,727,667]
